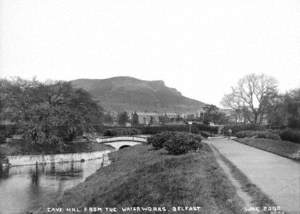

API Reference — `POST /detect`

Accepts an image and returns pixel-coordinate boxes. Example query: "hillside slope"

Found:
[71,77,205,112]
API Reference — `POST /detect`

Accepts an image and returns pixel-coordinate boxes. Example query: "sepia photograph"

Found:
[0,0,300,214]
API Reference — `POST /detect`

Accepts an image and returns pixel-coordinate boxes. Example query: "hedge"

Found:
[223,124,266,135]
[140,124,218,135]
[103,128,141,137]
[235,130,280,140]
[279,129,300,144]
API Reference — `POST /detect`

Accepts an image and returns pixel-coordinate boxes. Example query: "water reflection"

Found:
[0,153,110,214]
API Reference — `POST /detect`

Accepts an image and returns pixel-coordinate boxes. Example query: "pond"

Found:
[0,152,111,214]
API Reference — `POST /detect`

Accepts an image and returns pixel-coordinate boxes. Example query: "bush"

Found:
[147,132,173,149]
[103,129,118,137]
[280,129,300,144]
[103,128,141,137]
[148,131,203,155]
[235,130,280,140]
[288,118,300,129]
[0,125,17,141]
[164,132,203,155]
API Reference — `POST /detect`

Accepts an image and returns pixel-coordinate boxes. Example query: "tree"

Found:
[265,95,287,127]
[1,78,103,150]
[148,116,154,126]
[285,89,300,128]
[202,105,229,125]
[221,73,278,125]
[103,113,114,124]
[131,112,139,126]
[118,111,129,126]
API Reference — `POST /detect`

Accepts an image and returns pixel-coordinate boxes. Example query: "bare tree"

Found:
[221,73,278,124]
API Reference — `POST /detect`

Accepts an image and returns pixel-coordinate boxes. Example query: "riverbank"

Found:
[235,138,300,160]
[32,144,246,214]
[6,150,111,166]
[0,140,113,167]
[0,140,111,156]
[0,155,110,214]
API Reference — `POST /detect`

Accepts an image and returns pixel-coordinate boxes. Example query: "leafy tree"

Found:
[221,73,278,125]
[118,111,129,126]
[1,78,103,150]
[265,95,287,127]
[131,112,139,126]
[285,89,300,128]
[202,105,229,124]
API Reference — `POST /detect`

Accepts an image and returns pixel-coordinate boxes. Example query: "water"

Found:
[0,153,111,214]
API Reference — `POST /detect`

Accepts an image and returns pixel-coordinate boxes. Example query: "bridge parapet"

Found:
[96,136,147,144]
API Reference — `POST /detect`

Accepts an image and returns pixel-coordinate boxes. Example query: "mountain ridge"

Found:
[71,76,206,113]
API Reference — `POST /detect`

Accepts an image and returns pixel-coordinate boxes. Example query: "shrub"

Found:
[280,129,300,144]
[235,130,280,140]
[164,132,202,155]
[0,125,17,140]
[147,132,173,149]
[148,131,203,155]
[103,129,118,137]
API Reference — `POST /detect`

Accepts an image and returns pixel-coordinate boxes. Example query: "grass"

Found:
[235,138,300,161]
[212,146,277,212]
[32,144,246,214]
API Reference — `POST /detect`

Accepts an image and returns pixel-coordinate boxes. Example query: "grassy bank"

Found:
[235,138,300,160]
[33,144,246,214]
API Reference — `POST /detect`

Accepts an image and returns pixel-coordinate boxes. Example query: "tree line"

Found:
[222,73,300,128]
[0,78,103,151]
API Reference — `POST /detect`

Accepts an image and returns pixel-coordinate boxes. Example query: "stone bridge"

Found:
[96,136,148,150]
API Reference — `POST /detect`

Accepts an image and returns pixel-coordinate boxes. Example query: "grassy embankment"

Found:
[235,138,300,161]
[33,144,246,214]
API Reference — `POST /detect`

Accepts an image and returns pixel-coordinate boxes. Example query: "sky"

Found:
[1,0,300,106]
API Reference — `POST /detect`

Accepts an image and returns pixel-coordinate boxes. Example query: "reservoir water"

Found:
[0,153,111,214]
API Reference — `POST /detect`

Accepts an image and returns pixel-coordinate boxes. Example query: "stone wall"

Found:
[6,150,111,166]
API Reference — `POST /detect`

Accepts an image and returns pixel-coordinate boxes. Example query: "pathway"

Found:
[208,138,300,214]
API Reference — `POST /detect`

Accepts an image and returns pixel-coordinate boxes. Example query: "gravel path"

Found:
[209,138,300,214]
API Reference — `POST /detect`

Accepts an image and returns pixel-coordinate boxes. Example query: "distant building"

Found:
[136,112,160,125]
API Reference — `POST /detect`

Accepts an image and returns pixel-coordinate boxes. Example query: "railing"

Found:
[96,136,147,143]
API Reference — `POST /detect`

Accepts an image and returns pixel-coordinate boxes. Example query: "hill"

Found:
[71,76,205,113]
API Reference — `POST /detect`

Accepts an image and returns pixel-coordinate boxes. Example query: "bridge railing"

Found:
[96,136,148,143]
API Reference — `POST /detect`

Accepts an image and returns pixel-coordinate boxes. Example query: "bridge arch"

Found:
[119,145,131,150]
